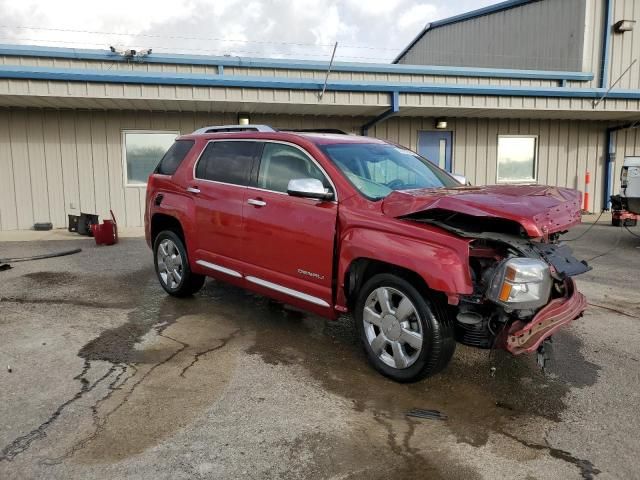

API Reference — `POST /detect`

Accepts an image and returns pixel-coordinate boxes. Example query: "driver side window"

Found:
[257,143,332,194]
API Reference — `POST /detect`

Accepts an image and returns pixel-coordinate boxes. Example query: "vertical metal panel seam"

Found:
[8,109,19,228]
[101,112,113,213]
[22,111,35,225]
[37,111,52,223]
[55,109,67,224]
[72,110,82,212]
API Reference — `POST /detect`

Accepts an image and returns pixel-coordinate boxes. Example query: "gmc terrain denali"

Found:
[145,125,590,382]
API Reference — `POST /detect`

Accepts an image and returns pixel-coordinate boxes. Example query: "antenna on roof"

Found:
[318,42,338,101]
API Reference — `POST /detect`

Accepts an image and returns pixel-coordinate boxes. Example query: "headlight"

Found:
[487,258,552,310]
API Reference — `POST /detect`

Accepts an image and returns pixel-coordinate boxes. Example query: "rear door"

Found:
[188,140,263,277]
[241,141,338,313]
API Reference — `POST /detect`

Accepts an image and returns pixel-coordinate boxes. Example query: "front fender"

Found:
[336,227,473,309]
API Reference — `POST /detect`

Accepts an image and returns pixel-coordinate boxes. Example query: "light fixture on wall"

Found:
[238,113,250,125]
[614,19,635,33]
[435,118,448,129]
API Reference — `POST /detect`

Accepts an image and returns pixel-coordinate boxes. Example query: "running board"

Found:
[195,259,330,308]
[245,276,330,307]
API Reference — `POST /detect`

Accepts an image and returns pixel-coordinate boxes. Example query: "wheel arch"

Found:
[344,257,435,311]
[151,213,186,248]
[336,228,472,312]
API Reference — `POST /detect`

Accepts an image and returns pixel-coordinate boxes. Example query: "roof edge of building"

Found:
[0,43,592,82]
[0,64,633,99]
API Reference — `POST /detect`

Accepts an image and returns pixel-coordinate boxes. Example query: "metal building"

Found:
[0,0,638,230]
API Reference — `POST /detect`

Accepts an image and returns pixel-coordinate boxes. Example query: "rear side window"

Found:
[195,141,262,186]
[155,140,195,176]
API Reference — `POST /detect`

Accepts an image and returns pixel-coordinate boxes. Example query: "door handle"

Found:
[247,198,267,207]
[186,187,200,194]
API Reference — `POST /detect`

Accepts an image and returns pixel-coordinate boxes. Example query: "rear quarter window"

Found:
[155,140,195,176]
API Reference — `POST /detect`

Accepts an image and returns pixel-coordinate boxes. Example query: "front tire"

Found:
[153,231,205,297]
[355,273,455,382]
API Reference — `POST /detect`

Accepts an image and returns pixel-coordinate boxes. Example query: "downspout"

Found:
[599,0,613,89]
[600,0,614,209]
[604,127,615,210]
[361,91,400,136]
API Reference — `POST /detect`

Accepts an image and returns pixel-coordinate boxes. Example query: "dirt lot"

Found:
[1,216,639,479]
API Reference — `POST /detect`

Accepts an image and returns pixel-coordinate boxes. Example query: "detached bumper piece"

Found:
[505,279,586,355]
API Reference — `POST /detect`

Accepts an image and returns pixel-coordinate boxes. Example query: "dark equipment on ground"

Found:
[0,248,82,263]
[33,222,53,231]
[68,213,99,236]
[610,195,638,226]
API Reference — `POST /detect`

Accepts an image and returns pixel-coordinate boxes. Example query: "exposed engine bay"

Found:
[406,208,591,353]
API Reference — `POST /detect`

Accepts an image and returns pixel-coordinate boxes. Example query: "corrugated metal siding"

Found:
[582,0,605,88]
[398,0,586,71]
[1,108,635,231]
[371,116,614,212]
[0,109,364,230]
[609,0,640,89]
[3,77,640,116]
[571,0,638,89]
[0,55,569,89]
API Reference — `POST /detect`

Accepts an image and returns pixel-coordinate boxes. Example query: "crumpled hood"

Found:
[382,184,582,238]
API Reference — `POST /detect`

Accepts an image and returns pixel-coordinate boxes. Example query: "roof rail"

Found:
[282,128,348,135]
[193,124,276,134]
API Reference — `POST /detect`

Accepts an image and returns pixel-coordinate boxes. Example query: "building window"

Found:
[123,131,179,186]
[497,135,537,183]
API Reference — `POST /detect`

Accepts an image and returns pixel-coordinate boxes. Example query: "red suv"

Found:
[145,125,589,382]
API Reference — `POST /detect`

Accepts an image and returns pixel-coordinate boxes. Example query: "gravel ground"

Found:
[0,215,639,479]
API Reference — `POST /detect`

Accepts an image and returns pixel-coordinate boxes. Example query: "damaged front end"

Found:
[406,207,590,356]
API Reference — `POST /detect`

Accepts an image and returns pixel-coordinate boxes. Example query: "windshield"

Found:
[320,143,459,200]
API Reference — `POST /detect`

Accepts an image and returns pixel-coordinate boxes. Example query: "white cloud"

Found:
[398,3,439,29]
[0,0,501,62]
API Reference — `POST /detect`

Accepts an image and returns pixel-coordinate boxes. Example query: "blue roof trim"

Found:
[0,64,634,99]
[393,0,538,63]
[0,43,593,82]
[429,0,536,29]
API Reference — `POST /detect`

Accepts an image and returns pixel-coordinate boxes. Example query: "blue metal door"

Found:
[417,131,453,172]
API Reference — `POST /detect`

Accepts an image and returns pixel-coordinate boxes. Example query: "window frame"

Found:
[192,139,338,201]
[122,129,180,187]
[154,139,195,177]
[256,141,336,198]
[496,134,539,184]
[192,139,263,187]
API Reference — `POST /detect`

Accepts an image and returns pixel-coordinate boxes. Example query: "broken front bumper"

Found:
[504,278,587,355]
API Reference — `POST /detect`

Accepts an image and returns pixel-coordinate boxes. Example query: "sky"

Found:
[0,0,501,63]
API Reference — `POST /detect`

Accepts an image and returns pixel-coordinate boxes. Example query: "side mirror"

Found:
[452,173,469,185]
[287,178,334,201]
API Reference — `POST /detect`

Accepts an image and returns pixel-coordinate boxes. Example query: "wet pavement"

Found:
[0,217,639,479]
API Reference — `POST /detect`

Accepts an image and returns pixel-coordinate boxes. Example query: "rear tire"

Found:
[153,231,205,297]
[354,273,455,383]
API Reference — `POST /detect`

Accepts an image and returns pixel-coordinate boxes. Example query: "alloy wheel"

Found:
[362,286,423,369]
[156,238,184,289]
